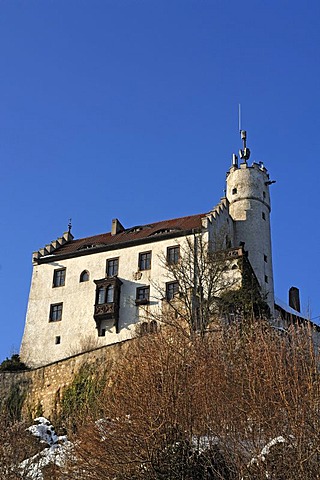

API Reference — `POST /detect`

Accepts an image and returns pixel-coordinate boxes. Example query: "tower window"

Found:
[80,270,89,282]
[263,191,266,199]
[139,251,152,270]
[232,188,237,195]
[49,303,63,322]
[53,268,66,287]
[265,275,268,283]
[55,336,61,345]
[264,255,268,263]
[262,212,266,220]
[107,258,119,277]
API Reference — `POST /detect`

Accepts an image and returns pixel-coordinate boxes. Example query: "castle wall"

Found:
[1,340,131,419]
[20,234,201,367]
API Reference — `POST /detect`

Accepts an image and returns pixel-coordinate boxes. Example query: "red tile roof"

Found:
[50,213,205,259]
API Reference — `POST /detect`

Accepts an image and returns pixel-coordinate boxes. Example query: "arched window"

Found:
[106,285,114,303]
[150,320,157,333]
[80,270,89,282]
[140,322,148,335]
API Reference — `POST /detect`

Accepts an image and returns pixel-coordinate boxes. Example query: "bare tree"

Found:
[60,321,320,480]
[151,233,261,337]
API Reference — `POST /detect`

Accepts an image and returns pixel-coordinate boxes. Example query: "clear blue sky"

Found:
[1,0,320,362]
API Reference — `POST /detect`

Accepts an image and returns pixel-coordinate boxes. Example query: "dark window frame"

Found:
[167,246,180,265]
[136,286,150,305]
[166,281,179,301]
[138,251,152,271]
[49,303,63,322]
[53,268,66,288]
[80,270,89,282]
[107,258,119,277]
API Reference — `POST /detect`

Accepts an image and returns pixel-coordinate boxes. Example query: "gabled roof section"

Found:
[35,213,205,263]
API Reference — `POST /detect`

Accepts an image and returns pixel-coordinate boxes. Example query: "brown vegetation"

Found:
[59,321,320,480]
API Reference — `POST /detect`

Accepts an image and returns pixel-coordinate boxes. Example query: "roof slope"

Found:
[44,213,205,261]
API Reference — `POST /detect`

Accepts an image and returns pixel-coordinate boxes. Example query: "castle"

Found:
[20,131,279,367]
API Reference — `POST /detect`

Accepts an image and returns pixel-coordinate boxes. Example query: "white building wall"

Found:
[20,235,198,367]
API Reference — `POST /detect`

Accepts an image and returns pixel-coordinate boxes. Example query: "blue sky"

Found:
[1,0,320,362]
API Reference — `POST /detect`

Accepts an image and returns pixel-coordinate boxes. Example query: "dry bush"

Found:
[60,321,320,480]
[0,414,43,479]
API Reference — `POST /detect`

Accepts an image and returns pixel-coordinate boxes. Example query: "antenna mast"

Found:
[238,104,250,163]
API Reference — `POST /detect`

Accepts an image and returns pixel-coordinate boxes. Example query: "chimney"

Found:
[111,218,125,236]
[289,286,300,313]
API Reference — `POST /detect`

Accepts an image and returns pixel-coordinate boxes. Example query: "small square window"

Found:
[136,286,150,305]
[232,187,237,195]
[53,268,66,287]
[167,246,180,265]
[166,281,179,300]
[139,251,151,271]
[49,303,63,322]
[55,336,61,345]
[262,212,266,220]
[265,275,268,283]
[107,258,119,277]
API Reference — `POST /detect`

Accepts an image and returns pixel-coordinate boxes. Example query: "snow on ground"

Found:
[19,417,72,480]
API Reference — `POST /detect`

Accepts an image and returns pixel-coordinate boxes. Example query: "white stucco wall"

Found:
[20,235,199,367]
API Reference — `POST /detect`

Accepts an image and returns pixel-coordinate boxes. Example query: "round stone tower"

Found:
[226,132,274,314]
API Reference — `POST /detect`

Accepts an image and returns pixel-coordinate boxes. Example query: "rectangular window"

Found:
[265,275,269,283]
[107,258,119,277]
[55,336,61,345]
[264,254,268,263]
[167,246,180,265]
[262,212,266,220]
[166,281,179,301]
[53,268,66,287]
[139,251,152,271]
[136,286,150,305]
[49,303,63,322]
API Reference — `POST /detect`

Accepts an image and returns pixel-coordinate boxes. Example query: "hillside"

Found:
[1,320,320,479]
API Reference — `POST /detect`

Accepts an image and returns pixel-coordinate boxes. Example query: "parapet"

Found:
[32,231,74,264]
